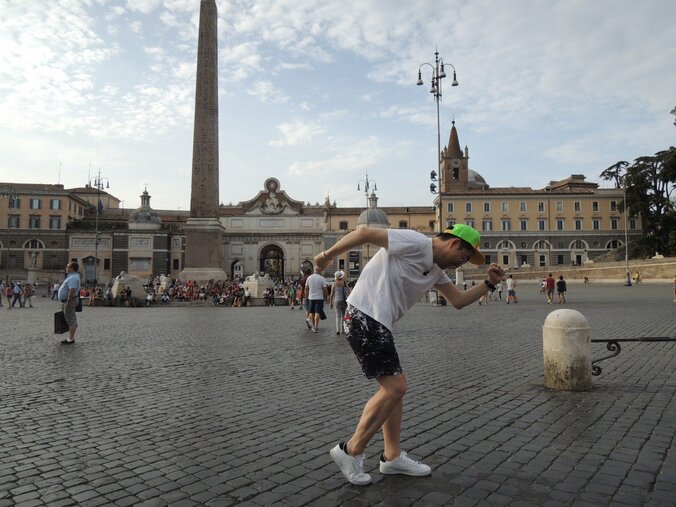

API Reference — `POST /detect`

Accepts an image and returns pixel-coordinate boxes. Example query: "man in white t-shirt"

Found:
[315,224,504,486]
[305,267,328,333]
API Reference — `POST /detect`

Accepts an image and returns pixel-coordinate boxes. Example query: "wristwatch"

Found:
[484,279,496,291]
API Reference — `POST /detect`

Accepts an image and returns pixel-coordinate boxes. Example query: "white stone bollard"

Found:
[543,309,592,391]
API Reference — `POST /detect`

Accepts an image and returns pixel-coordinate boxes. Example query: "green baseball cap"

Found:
[444,223,485,265]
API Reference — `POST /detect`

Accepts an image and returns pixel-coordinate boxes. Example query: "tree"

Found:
[601,147,676,257]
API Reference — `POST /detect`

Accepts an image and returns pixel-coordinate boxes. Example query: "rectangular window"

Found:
[398,220,408,229]
[49,216,61,229]
[592,201,599,212]
[502,255,509,265]
[482,220,492,231]
[465,202,472,213]
[538,201,545,212]
[446,219,455,228]
[519,202,527,212]
[574,201,581,212]
[611,218,619,230]
[556,201,563,212]
[557,255,564,265]
[173,258,180,270]
[104,258,111,270]
[466,220,474,228]
[610,201,617,212]
[484,254,491,264]
[556,219,564,231]
[483,202,490,212]
[629,218,636,229]
[8,216,20,228]
[29,198,41,209]
[520,219,528,231]
[538,219,546,231]
[575,219,582,230]
[501,202,509,213]
[29,216,41,229]
[339,221,348,230]
[593,219,600,230]
[8,197,21,209]
[484,241,490,248]
[502,220,511,231]
[50,199,61,210]
[447,202,454,213]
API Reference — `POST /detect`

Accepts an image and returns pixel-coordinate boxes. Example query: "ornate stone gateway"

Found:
[260,244,284,280]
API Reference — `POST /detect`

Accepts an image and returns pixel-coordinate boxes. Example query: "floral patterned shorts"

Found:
[343,305,402,379]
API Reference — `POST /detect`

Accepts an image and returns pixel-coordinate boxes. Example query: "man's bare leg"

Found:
[346,374,406,455]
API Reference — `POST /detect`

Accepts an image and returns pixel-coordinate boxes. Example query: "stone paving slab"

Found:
[0,283,674,506]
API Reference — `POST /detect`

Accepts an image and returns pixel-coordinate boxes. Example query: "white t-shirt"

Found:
[506,278,515,290]
[347,229,451,331]
[306,273,328,300]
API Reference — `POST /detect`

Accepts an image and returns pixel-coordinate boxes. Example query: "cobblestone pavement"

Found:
[1,283,674,506]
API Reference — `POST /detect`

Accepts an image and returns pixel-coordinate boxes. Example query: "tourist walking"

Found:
[51,281,60,300]
[496,280,503,300]
[57,262,81,345]
[506,275,518,303]
[299,268,312,326]
[556,275,567,303]
[5,283,12,308]
[11,282,22,308]
[305,267,328,333]
[329,270,349,335]
[288,284,296,309]
[315,224,504,486]
[545,273,555,304]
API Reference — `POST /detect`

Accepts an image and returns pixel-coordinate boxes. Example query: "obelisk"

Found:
[179,0,227,282]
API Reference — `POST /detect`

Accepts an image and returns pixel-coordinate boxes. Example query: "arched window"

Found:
[23,239,45,249]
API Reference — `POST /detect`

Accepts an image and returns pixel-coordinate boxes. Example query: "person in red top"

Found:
[545,273,556,304]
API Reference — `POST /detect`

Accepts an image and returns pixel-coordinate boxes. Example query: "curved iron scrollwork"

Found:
[591,341,621,376]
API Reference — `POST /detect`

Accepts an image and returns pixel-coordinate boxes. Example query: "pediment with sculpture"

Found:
[239,178,304,215]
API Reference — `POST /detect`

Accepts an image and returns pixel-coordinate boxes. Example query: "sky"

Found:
[1,0,675,211]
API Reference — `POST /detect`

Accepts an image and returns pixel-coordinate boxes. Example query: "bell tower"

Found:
[440,120,470,192]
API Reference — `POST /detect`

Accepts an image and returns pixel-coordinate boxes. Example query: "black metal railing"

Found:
[591,337,675,376]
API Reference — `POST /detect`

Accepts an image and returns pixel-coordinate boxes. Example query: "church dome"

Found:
[128,189,161,229]
[468,169,489,189]
[356,191,389,228]
[357,207,389,227]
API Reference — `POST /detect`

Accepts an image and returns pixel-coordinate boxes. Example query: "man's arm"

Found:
[435,263,505,309]
[315,227,388,270]
[67,286,77,303]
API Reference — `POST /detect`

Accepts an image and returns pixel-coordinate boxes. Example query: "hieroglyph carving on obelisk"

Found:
[179,0,227,282]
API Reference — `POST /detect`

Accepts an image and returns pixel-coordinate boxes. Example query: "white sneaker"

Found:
[379,451,431,476]
[330,444,371,486]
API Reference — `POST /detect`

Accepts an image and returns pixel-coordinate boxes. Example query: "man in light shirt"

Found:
[305,266,328,333]
[315,224,504,486]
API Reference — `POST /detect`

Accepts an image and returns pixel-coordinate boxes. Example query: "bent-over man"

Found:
[314,224,505,485]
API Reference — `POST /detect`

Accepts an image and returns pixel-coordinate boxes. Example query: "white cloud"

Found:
[287,136,384,176]
[269,121,326,147]
[246,80,289,104]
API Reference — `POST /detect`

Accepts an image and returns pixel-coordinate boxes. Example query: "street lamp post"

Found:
[88,170,110,288]
[1,186,18,283]
[417,49,458,233]
[623,182,632,286]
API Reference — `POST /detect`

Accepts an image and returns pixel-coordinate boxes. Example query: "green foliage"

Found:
[601,146,676,257]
